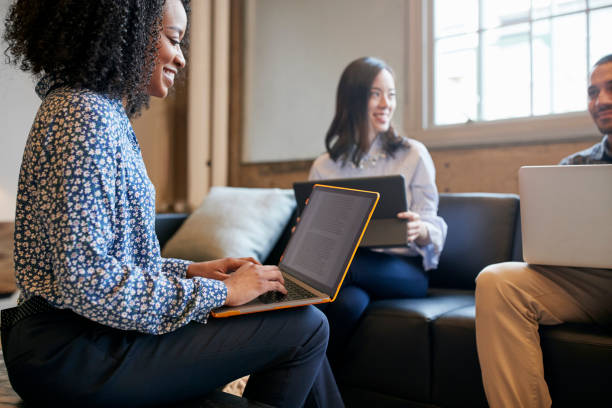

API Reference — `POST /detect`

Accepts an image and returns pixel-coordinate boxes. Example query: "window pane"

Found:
[551,14,587,113]
[532,0,586,19]
[434,0,478,38]
[431,0,606,126]
[532,20,553,115]
[482,0,530,28]
[589,0,612,7]
[434,34,478,125]
[482,24,531,120]
[533,16,587,115]
[589,7,612,67]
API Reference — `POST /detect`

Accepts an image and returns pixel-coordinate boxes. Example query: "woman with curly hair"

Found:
[309,57,447,367]
[1,1,343,407]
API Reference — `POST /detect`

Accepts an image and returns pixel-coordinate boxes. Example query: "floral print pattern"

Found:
[14,77,227,334]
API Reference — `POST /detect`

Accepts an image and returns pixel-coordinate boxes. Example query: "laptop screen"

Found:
[279,185,378,295]
[519,164,612,269]
[293,175,406,219]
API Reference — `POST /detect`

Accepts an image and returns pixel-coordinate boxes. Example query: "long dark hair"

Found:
[3,0,191,118]
[325,56,406,166]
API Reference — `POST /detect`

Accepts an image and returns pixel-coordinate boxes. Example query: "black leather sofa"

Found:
[156,192,612,408]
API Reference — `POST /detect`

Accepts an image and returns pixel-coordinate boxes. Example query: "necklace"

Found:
[349,151,387,170]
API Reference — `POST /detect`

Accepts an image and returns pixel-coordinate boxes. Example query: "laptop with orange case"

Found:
[211,184,379,318]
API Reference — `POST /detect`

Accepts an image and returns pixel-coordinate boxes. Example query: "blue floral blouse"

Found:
[13,77,227,334]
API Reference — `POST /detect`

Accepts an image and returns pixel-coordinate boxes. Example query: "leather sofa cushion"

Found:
[432,193,520,290]
[337,292,474,404]
[431,304,487,408]
[339,385,431,408]
[432,304,612,408]
[540,323,612,407]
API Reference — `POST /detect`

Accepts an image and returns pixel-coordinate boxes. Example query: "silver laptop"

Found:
[212,184,379,318]
[293,175,407,247]
[518,164,612,269]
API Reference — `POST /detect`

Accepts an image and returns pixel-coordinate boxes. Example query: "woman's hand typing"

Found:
[222,263,288,306]
[186,257,259,280]
[187,257,288,306]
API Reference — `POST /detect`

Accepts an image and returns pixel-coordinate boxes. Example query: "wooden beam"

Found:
[229,0,245,187]
[186,0,212,209]
[211,0,230,187]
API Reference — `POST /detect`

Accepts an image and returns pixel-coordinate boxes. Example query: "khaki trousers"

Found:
[475,262,612,408]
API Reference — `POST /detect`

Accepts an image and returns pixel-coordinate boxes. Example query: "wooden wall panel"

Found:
[132,82,188,213]
[133,97,173,211]
[0,222,16,293]
[227,140,598,195]
[431,140,596,194]
[229,0,244,187]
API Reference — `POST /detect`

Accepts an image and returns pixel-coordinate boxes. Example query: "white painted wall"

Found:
[0,0,40,221]
[243,0,406,163]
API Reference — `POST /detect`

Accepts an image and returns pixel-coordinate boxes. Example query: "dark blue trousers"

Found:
[323,249,428,366]
[2,304,343,408]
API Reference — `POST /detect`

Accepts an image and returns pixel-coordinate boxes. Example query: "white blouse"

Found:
[309,136,447,271]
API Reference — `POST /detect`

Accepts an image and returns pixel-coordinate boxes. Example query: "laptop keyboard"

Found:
[258,279,316,304]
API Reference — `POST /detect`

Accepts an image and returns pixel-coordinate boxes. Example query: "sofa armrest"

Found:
[155,213,188,250]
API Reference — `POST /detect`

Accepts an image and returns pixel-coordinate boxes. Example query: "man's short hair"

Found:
[594,54,612,67]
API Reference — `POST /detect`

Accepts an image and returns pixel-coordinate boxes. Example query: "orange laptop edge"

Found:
[211,184,379,318]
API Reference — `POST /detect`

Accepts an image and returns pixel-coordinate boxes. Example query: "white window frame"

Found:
[404,0,601,149]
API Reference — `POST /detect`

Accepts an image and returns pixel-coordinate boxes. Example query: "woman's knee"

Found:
[334,285,370,312]
[293,305,330,344]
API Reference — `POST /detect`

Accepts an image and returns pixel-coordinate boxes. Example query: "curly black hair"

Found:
[3,0,190,118]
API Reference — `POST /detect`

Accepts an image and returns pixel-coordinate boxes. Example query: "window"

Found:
[406,0,610,148]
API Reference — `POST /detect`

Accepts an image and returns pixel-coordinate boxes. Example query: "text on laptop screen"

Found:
[279,186,376,295]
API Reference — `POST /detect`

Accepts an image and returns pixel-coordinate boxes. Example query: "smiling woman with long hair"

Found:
[309,57,448,367]
[1,1,343,407]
